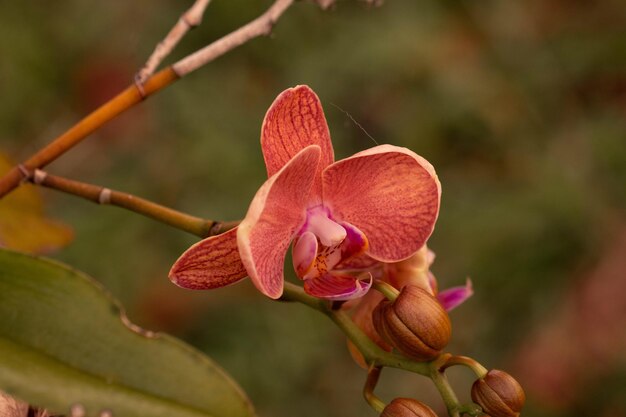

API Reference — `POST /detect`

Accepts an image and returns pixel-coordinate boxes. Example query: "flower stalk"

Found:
[363,365,386,413]
[280,282,480,416]
[373,279,400,301]
[282,282,432,377]
[429,362,461,417]
[440,355,488,379]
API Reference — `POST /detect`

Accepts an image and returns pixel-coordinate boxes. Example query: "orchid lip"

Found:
[291,207,371,301]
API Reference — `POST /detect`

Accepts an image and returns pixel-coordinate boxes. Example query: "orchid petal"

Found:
[384,246,436,294]
[169,228,247,290]
[292,231,318,277]
[437,279,474,311]
[261,85,334,202]
[426,247,436,267]
[304,272,372,301]
[428,271,439,295]
[322,144,441,262]
[237,145,321,299]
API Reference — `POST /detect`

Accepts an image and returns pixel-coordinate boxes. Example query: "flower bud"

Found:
[381,398,438,417]
[373,285,451,361]
[471,370,525,417]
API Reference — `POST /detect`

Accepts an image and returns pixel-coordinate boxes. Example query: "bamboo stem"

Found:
[30,169,237,238]
[0,0,307,200]
[0,67,178,198]
[136,0,212,85]
[172,0,294,76]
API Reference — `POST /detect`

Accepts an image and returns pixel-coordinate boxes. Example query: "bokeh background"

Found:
[1,1,625,416]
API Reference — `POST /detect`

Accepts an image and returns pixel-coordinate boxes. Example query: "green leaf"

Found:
[0,249,255,417]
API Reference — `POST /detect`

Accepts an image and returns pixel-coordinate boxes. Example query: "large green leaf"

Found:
[0,249,255,417]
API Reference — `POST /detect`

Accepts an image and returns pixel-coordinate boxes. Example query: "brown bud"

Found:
[381,398,438,417]
[471,370,525,417]
[373,285,451,361]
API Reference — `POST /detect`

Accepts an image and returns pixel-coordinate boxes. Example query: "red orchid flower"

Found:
[169,86,441,300]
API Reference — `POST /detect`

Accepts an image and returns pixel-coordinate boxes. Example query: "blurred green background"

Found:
[1,1,625,416]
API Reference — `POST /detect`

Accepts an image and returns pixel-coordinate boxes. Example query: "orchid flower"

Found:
[169,85,441,300]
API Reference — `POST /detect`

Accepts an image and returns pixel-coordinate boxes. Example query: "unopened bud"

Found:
[381,398,438,417]
[471,370,525,417]
[373,285,451,361]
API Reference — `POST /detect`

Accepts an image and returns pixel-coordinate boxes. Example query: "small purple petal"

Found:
[437,278,474,311]
[304,272,372,301]
[338,221,369,264]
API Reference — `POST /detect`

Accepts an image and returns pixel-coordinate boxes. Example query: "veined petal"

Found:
[169,228,247,290]
[384,246,436,294]
[428,271,439,295]
[322,144,441,262]
[261,86,334,202]
[238,146,321,299]
[304,272,372,301]
[437,278,474,311]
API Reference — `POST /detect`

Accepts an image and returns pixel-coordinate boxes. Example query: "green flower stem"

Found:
[363,366,386,413]
[429,363,461,417]
[281,283,430,376]
[280,282,329,311]
[440,355,488,379]
[372,279,400,301]
[281,283,467,416]
[457,403,484,416]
